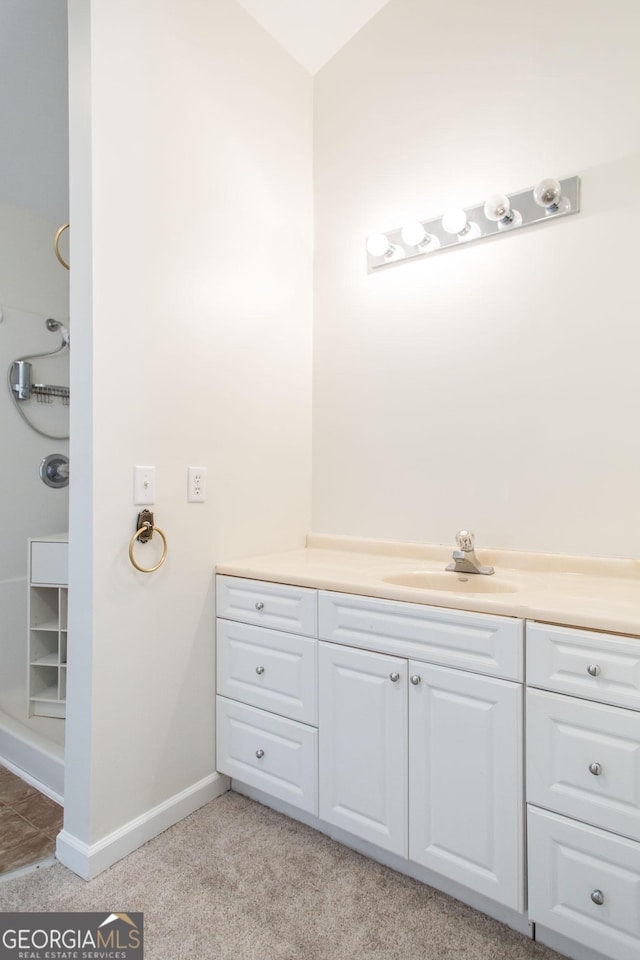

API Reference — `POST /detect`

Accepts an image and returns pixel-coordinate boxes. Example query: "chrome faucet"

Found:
[446,530,494,576]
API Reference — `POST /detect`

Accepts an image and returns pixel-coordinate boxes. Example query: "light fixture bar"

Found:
[366,175,580,273]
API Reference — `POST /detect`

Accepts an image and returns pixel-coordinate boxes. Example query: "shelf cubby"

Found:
[27,536,68,720]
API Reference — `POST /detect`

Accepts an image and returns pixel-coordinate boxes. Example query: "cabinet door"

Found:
[409,662,523,910]
[319,642,408,857]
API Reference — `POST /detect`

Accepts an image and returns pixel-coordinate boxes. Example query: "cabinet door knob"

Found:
[410,675,421,685]
[389,671,400,682]
[590,889,605,906]
[256,665,265,675]
[587,664,600,677]
[589,762,603,776]
[255,601,264,611]
[255,749,265,759]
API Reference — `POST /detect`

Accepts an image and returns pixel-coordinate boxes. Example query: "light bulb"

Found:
[366,233,393,258]
[533,177,570,214]
[533,178,561,208]
[400,221,441,253]
[483,193,522,229]
[401,221,426,246]
[442,207,480,242]
[442,208,468,235]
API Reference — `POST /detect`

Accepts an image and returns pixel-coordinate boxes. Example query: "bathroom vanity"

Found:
[215,536,640,960]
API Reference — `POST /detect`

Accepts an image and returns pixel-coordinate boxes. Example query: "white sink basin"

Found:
[382,571,520,594]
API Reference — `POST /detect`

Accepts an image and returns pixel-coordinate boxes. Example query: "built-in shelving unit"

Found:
[27,534,68,719]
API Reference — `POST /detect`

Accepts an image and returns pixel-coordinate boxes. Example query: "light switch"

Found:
[134,466,156,504]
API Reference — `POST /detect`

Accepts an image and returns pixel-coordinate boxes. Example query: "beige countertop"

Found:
[216,534,640,637]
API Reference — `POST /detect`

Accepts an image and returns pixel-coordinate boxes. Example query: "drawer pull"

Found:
[589,761,603,776]
[255,601,264,611]
[410,675,421,685]
[255,749,265,759]
[590,889,605,906]
[389,672,400,682]
[255,666,265,675]
[587,664,601,677]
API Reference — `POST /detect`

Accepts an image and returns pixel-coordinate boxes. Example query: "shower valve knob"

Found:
[39,454,69,489]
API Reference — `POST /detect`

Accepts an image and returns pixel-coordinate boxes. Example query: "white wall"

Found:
[0,0,69,223]
[313,0,640,558]
[0,200,69,726]
[64,0,312,857]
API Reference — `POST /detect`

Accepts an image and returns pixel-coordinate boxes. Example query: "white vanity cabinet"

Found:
[216,575,525,916]
[526,621,640,960]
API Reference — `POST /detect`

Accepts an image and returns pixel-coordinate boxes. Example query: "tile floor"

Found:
[0,765,62,876]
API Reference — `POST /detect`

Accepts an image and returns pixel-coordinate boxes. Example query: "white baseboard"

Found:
[56,771,230,879]
[535,925,613,960]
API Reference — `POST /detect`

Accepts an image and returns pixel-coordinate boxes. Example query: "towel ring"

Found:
[54,223,70,270]
[129,522,168,573]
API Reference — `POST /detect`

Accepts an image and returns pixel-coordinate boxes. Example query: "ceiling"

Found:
[235,0,393,74]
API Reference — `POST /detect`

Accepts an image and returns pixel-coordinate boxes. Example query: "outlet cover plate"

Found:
[188,466,206,503]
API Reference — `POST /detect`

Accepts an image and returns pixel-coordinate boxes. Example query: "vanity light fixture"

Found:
[366,174,580,272]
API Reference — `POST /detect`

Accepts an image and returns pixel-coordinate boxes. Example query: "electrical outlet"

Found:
[134,466,156,505]
[187,466,206,502]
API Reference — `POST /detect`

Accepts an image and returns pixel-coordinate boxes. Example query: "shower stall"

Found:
[1,308,70,800]
[0,0,70,800]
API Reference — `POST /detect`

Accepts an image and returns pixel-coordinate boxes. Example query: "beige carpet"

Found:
[0,791,562,960]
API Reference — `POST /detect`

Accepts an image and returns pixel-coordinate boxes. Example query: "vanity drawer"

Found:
[527,622,640,711]
[528,806,640,960]
[216,575,317,637]
[216,696,317,815]
[217,619,317,725]
[318,591,523,680]
[527,689,640,842]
